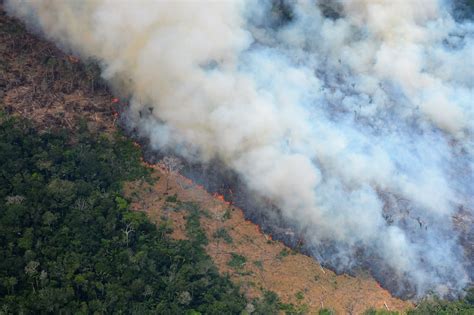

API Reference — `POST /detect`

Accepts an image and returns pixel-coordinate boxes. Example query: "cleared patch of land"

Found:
[125,169,412,314]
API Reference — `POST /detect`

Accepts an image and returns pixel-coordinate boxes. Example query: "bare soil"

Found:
[125,169,413,314]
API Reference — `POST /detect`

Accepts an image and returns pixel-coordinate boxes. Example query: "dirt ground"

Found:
[0,5,117,134]
[1,6,413,314]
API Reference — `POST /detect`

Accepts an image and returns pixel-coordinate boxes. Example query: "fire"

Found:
[214,193,225,202]
[67,55,80,63]
[213,193,231,206]
[253,223,272,239]
[111,97,128,123]
[139,156,155,169]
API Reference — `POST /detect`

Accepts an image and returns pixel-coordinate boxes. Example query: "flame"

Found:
[213,193,231,206]
[139,156,155,169]
[251,222,273,240]
[67,55,80,63]
[214,193,225,202]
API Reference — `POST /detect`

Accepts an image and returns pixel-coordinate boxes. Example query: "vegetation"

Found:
[277,248,291,260]
[213,227,233,244]
[295,291,304,300]
[223,208,232,220]
[165,194,178,203]
[248,290,308,315]
[407,288,474,315]
[253,260,263,270]
[227,253,247,270]
[364,309,399,315]
[183,202,208,247]
[251,290,280,315]
[0,115,247,314]
[361,288,474,315]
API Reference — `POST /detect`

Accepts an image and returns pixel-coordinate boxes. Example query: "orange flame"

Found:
[68,55,80,63]
[213,193,231,206]
[139,156,155,169]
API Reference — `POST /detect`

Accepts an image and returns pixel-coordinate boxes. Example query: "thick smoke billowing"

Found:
[7,0,473,298]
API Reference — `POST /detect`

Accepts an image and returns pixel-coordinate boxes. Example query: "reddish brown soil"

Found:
[124,170,413,314]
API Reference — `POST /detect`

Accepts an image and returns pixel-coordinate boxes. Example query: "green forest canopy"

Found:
[0,115,249,314]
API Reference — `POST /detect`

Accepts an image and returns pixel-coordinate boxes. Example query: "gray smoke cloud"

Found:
[7,0,473,298]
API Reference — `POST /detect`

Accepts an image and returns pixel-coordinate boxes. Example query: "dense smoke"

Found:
[7,0,473,298]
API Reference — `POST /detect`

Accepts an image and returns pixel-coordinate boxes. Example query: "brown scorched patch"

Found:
[124,168,413,314]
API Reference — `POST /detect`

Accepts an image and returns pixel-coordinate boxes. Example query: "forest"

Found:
[0,114,254,314]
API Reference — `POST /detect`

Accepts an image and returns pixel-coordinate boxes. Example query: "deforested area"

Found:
[1,1,474,314]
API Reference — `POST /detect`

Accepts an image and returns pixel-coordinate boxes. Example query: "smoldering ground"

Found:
[6,0,473,299]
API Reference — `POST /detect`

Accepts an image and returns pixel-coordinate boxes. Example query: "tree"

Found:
[3,277,17,295]
[158,156,183,193]
[25,261,40,292]
[123,222,134,247]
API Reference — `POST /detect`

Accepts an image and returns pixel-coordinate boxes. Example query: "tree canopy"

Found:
[0,115,247,314]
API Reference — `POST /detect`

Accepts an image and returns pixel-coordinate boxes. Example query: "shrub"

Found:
[227,253,247,269]
[213,227,233,244]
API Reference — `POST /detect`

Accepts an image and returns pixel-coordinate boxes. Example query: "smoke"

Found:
[7,0,473,298]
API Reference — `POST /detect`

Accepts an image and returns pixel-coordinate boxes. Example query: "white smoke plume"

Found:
[7,0,473,298]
